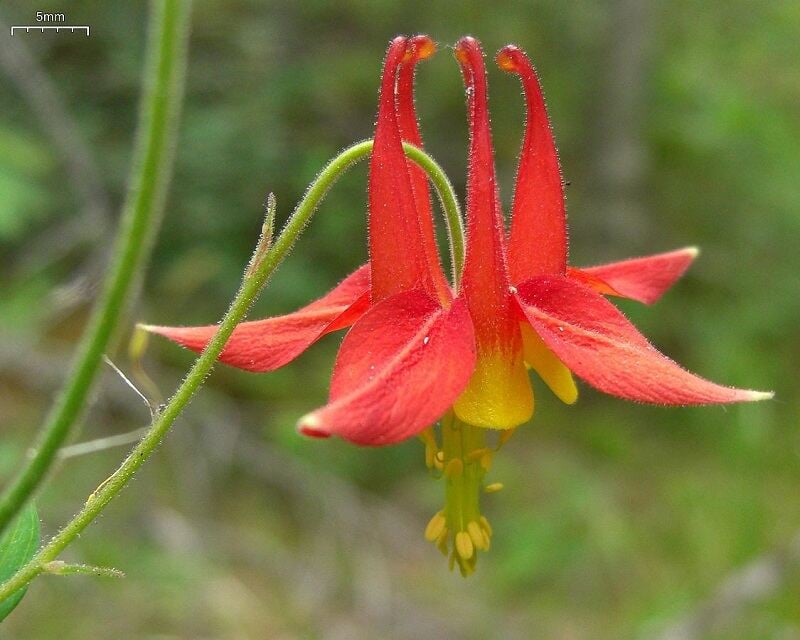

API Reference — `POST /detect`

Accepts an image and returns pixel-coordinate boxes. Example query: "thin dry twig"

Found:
[57,428,149,460]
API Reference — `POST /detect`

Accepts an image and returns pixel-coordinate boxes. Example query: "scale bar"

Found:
[10,26,90,36]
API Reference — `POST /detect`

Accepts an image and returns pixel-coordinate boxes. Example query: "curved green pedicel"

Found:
[305,139,465,288]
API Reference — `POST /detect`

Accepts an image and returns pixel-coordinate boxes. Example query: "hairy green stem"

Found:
[0,0,192,535]
[0,139,462,603]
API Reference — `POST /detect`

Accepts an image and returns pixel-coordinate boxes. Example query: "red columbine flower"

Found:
[144,35,771,576]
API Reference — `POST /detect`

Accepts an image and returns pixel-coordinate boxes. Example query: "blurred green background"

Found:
[1,1,798,638]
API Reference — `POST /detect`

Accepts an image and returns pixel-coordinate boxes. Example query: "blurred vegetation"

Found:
[0,1,798,638]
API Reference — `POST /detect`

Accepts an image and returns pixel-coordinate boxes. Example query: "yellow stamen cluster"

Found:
[420,413,507,576]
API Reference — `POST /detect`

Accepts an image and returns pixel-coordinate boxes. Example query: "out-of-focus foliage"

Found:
[0,1,797,638]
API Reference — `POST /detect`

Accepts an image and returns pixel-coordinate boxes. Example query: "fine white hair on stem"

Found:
[103,355,155,420]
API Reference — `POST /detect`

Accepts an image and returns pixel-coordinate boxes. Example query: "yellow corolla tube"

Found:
[453,344,534,429]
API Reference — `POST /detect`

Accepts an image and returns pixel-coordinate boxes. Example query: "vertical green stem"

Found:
[0,0,192,536]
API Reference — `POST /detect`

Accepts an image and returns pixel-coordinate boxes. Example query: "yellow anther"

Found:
[444,458,464,478]
[424,445,435,469]
[467,521,487,551]
[484,482,504,493]
[436,527,449,555]
[455,531,475,560]
[457,553,477,577]
[482,530,491,550]
[498,428,516,449]
[433,449,445,470]
[424,511,446,542]
[480,452,493,472]
[479,515,493,537]
[466,447,491,462]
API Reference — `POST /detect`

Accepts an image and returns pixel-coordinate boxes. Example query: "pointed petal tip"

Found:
[297,413,331,439]
[668,387,773,406]
[138,322,185,337]
[744,390,774,402]
[684,246,701,259]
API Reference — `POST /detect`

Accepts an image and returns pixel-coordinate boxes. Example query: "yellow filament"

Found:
[424,445,435,469]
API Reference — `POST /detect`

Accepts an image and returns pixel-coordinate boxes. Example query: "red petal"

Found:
[452,38,534,427]
[515,275,772,405]
[369,37,438,302]
[298,291,475,446]
[498,45,568,281]
[570,247,699,304]
[454,38,516,328]
[143,265,370,372]
[455,38,511,309]
[397,35,451,302]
